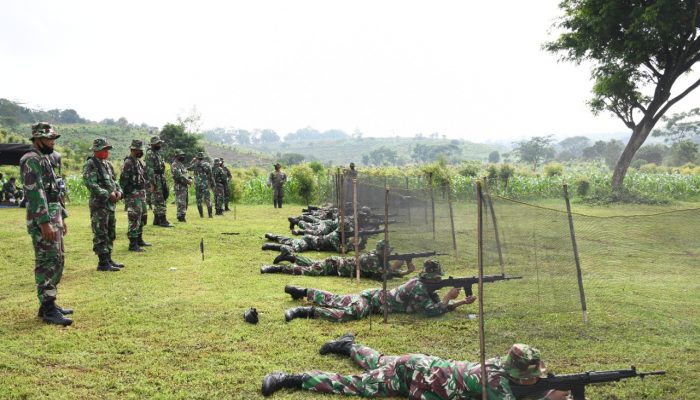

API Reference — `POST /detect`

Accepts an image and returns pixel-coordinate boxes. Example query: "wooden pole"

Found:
[406,176,411,223]
[383,186,390,324]
[354,179,360,282]
[476,181,487,400]
[339,174,346,256]
[563,183,589,324]
[447,181,458,256]
[482,180,505,275]
[429,172,435,240]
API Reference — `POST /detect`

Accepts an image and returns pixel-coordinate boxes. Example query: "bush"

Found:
[307,161,324,174]
[575,178,590,197]
[639,163,659,174]
[544,162,564,177]
[631,158,647,169]
[498,164,515,190]
[458,161,480,177]
[289,164,318,205]
[486,164,498,181]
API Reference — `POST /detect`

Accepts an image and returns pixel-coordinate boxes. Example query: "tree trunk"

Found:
[611,121,654,192]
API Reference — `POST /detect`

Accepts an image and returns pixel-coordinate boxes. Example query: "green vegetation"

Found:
[0,201,697,399]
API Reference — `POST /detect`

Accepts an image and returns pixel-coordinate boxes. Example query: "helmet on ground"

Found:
[31,122,60,139]
[503,344,548,381]
[419,259,443,280]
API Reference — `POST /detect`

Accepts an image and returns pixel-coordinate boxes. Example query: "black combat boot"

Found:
[261,243,283,251]
[224,204,230,211]
[137,234,151,247]
[153,214,160,226]
[129,238,143,252]
[291,229,303,235]
[288,217,298,230]
[264,232,281,241]
[319,333,355,356]
[97,253,120,271]
[39,301,73,326]
[284,306,314,322]
[261,372,308,397]
[260,265,288,274]
[273,200,278,208]
[301,215,314,223]
[108,253,124,269]
[37,303,73,317]
[207,206,213,218]
[284,285,307,300]
[158,216,174,228]
[198,205,204,218]
[273,253,296,264]
[278,199,282,208]
[177,214,185,222]
[216,209,223,216]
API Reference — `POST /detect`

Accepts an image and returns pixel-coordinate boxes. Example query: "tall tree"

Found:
[652,107,700,142]
[546,0,700,191]
[512,136,555,170]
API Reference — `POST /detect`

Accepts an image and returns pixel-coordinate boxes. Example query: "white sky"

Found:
[2,0,699,143]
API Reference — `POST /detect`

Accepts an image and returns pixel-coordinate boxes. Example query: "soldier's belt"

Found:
[47,193,60,202]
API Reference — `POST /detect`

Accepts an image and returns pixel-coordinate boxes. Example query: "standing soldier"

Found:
[187,151,214,218]
[212,158,227,216]
[171,149,192,222]
[222,159,232,211]
[120,139,151,252]
[267,162,287,208]
[82,138,123,272]
[145,136,173,227]
[20,122,72,326]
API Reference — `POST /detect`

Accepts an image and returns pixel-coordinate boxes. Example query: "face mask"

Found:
[37,140,54,155]
[134,151,144,158]
[153,145,161,151]
[95,149,109,160]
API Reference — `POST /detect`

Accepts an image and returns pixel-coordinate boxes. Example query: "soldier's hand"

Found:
[109,192,118,203]
[39,222,55,242]
[443,287,461,302]
[62,220,68,236]
[463,295,477,305]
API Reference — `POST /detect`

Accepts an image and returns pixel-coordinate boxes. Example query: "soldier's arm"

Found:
[411,282,450,317]
[21,157,51,225]
[144,153,157,185]
[82,161,110,201]
[119,159,131,193]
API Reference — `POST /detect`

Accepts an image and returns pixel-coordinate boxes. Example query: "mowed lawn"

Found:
[0,202,698,399]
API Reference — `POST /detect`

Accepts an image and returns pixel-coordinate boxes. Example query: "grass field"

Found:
[0,201,698,399]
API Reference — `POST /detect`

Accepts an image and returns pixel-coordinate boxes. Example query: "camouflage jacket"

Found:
[363,277,448,316]
[187,159,214,189]
[144,149,166,185]
[2,181,18,195]
[224,166,232,182]
[267,170,286,188]
[83,157,120,210]
[171,160,190,188]
[20,149,67,231]
[120,156,147,195]
[212,165,227,186]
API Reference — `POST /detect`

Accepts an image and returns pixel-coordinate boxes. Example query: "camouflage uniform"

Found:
[82,138,121,262]
[171,149,191,221]
[267,231,342,254]
[120,140,149,249]
[144,136,172,226]
[301,344,551,399]
[212,158,227,215]
[187,152,213,218]
[20,136,67,305]
[267,252,386,279]
[268,163,286,208]
[222,160,232,211]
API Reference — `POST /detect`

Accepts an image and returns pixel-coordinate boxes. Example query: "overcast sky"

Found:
[2,0,699,143]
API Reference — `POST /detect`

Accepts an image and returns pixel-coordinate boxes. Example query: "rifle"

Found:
[386,251,447,262]
[422,274,522,295]
[510,366,665,400]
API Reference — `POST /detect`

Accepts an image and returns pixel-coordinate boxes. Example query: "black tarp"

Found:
[0,144,32,166]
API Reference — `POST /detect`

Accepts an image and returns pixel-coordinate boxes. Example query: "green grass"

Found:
[0,201,698,399]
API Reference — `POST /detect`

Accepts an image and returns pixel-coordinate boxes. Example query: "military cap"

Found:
[503,344,547,381]
[130,139,144,150]
[214,158,221,164]
[174,149,185,156]
[149,136,164,146]
[91,137,113,151]
[31,122,60,139]
[375,239,393,254]
[196,151,206,159]
[274,162,281,168]
[349,162,355,168]
[419,259,443,280]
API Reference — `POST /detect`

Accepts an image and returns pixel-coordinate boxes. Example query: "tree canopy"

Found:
[546,0,700,191]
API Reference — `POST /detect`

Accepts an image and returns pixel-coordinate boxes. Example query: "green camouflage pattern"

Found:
[145,147,167,217]
[212,161,227,212]
[30,122,60,139]
[419,259,444,280]
[91,137,113,151]
[20,148,67,304]
[83,156,120,255]
[267,169,287,201]
[272,231,343,254]
[187,158,213,208]
[305,277,449,322]
[120,156,147,239]
[503,344,547,380]
[301,344,546,399]
[171,159,190,218]
[223,162,232,205]
[282,252,386,280]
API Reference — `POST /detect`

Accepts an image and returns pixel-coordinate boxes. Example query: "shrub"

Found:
[289,164,318,205]
[631,158,647,169]
[544,162,564,177]
[458,161,480,177]
[498,164,515,190]
[639,163,659,174]
[486,164,498,181]
[575,178,590,197]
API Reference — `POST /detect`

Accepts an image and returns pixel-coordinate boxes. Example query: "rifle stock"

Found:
[509,367,665,400]
[423,274,522,296]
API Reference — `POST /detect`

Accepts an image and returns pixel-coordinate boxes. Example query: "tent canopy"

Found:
[0,144,33,166]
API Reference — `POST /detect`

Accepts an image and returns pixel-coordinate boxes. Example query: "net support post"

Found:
[476,180,487,400]
[447,181,458,256]
[353,179,360,282]
[382,186,390,324]
[428,172,436,240]
[563,183,589,324]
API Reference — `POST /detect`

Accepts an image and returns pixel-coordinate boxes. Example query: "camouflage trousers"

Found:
[224,183,231,205]
[214,184,225,211]
[306,288,380,322]
[90,204,116,255]
[292,255,357,277]
[297,221,334,235]
[150,176,167,217]
[174,184,188,218]
[125,190,147,240]
[29,206,65,304]
[194,186,212,208]
[302,345,409,397]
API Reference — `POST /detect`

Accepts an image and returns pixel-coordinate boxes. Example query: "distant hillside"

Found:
[204,143,273,167]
